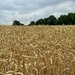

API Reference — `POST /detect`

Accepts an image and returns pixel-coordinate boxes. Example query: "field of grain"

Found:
[0,25,75,75]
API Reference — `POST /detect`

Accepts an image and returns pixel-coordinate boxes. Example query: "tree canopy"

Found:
[29,12,75,25]
[29,21,35,26]
[12,20,24,26]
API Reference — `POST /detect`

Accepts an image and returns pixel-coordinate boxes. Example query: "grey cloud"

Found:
[0,0,75,25]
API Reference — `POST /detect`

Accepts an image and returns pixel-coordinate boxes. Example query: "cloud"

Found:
[0,0,75,25]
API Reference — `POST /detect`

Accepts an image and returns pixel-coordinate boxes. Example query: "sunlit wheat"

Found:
[0,25,75,75]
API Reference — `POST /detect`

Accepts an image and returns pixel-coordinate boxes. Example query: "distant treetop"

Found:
[29,12,75,25]
[12,20,24,26]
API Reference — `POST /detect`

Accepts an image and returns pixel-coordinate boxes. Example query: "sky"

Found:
[0,0,75,25]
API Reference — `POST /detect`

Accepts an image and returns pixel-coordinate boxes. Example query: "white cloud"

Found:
[0,0,75,25]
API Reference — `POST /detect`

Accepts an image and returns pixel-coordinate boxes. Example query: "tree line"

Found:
[12,12,75,26]
[29,12,75,25]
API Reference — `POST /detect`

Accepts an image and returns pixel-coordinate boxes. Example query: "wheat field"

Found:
[0,25,75,75]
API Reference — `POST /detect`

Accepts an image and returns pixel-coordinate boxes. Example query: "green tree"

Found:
[57,15,68,25]
[47,15,57,25]
[29,12,75,25]
[35,19,44,25]
[73,13,75,24]
[12,20,24,26]
[43,18,48,25]
[67,13,75,25]
[29,21,35,26]
[57,13,75,25]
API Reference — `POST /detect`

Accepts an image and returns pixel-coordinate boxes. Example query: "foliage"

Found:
[57,15,68,25]
[12,20,24,26]
[31,15,57,25]
[67,13,75,25]
[29,21,35,26]
[35,19,44,25]
[29,12,75,25]
[47,15,57,25]
[57,13,75,25]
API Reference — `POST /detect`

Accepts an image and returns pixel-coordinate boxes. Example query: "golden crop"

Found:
[0,25,75,75]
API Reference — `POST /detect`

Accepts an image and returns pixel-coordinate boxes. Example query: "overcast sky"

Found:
[0,0,75,25]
